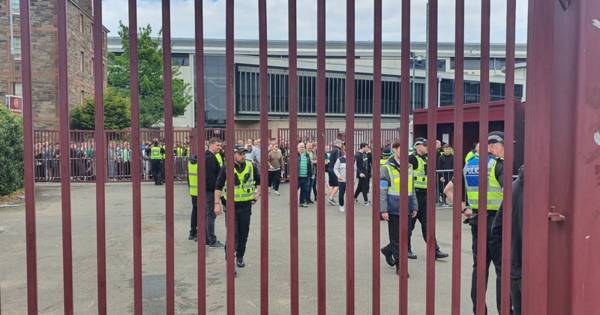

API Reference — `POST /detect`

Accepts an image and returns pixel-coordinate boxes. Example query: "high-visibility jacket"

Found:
[380,158,388,166]
[150,146,162,160]
[463,155,503,211]
[215,152,224,167]
[381,161,414,214]
[412,154,428,189]
[188,162,198,196]
[161,145,166,160]
[465,151,478,163]
[223,161,256,202]
[176,147,184,157]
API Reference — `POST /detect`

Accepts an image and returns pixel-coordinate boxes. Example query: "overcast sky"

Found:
[102,0,528,44]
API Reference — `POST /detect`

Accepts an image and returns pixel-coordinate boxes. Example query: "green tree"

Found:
[70,87,131,130]
[108,23,192,128]
[0,106,23,195]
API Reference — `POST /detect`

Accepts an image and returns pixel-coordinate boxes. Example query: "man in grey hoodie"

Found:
[380,141,419,275]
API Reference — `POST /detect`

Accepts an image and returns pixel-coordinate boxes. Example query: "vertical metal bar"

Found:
[194,0,207,313]
[128,1,143,313]
[258,0,270,313]
[316,0,327,313]
[92,0,107,312]
[345,1,355,314]
[225,0,237,313]
[426,1,438,314]
[287,1,299,314]
[500,0,515,313]
[161,0,175,313]
[19,0,38,312]
[476,0,490,314]
[372,1,382,314]
[400,0,411,313]
[57,0,74,312]
[451,0,464,313]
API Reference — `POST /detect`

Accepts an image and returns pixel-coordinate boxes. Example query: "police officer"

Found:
[462,131,505,314]
[380,141,418,275]
[214,144,261,272]
[380,148,393,166]
[408,138,448,260]
[147,140,165,185]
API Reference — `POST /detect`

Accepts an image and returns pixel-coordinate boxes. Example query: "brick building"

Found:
[0,0,107,128]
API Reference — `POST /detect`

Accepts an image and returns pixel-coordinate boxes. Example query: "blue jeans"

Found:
[298,177,310,204]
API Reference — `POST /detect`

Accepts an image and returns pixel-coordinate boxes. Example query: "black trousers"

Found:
[470,212,502,314]
[268,170,281,191]
[511,278,521,315]
[353,176,370,201]
[409,189,440,252]
[151,160,162,184]
[382,213,401,262]
[338,182,346,207]
[190,194,218,244]
[224,203,252,259]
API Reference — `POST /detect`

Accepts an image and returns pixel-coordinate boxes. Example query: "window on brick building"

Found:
[11,37,21,59]
[14,83,23,97]
[80,51,85,72]
[81,90,85,105]
[80,14,84,33]
[11,0,20,14]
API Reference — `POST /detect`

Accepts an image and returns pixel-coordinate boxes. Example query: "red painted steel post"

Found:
[476,1,491,314]
[193,0,207,313]
[161,1,176,313]
[92,0,107,312]
[287,2,300,314]
[425,1,438,314]
[400,0,411,312]
[19,0,38,313]
[500,0,516,314]
[372,1,383,313]
[225,1,236,313]
[451,0,465,313]
[57,0,74,312]
[127,1,143,313]
[316,1,327,314]
[258,0,270,313]
[345,1,356,314]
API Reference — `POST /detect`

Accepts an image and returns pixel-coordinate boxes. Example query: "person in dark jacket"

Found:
[189,138,225,247]
[437,144,454,205]
[353,143,372,205]
[491,164,524,315]
[297,142,313,207]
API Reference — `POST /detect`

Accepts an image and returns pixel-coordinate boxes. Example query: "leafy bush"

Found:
[70,87,131,130]
[0,106,24,196]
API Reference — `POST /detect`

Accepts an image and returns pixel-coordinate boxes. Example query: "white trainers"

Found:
[339,206,345,212]
[328,197,338,206]
[274,190,280,196]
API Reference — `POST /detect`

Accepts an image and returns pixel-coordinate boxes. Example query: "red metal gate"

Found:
[13,0,600,314]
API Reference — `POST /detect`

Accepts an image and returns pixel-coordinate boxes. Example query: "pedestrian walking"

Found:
[146,140,164,185]
[327,139,343,206]
[268,143,283,195]
[297,143,313,207]
[333,146,352,212]
[307,142,318,203]
[379,141,418,275]
[353,143,372,205]
[214,144,261,275]
[462,131,506,314]
[437,144,454,205]
[408,137,449,260]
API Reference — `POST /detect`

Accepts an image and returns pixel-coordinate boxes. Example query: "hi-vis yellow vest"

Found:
[215,152,224,167]
[463,156,503,211]
[383,163,414,196]
[413,154,428,189]
[150,146,162,160]
[223,161,255,202]
[188,162,198,196]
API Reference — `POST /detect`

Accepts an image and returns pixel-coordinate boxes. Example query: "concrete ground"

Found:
[0,182,500,315]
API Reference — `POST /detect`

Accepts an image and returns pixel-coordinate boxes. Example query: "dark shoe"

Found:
[380,247,396,267]
[306,200,314,205]
[435,250,449,259]
[209,240,225,248]
[236,257,246,268]
[188,234,197,241]
[407,250,417,260]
